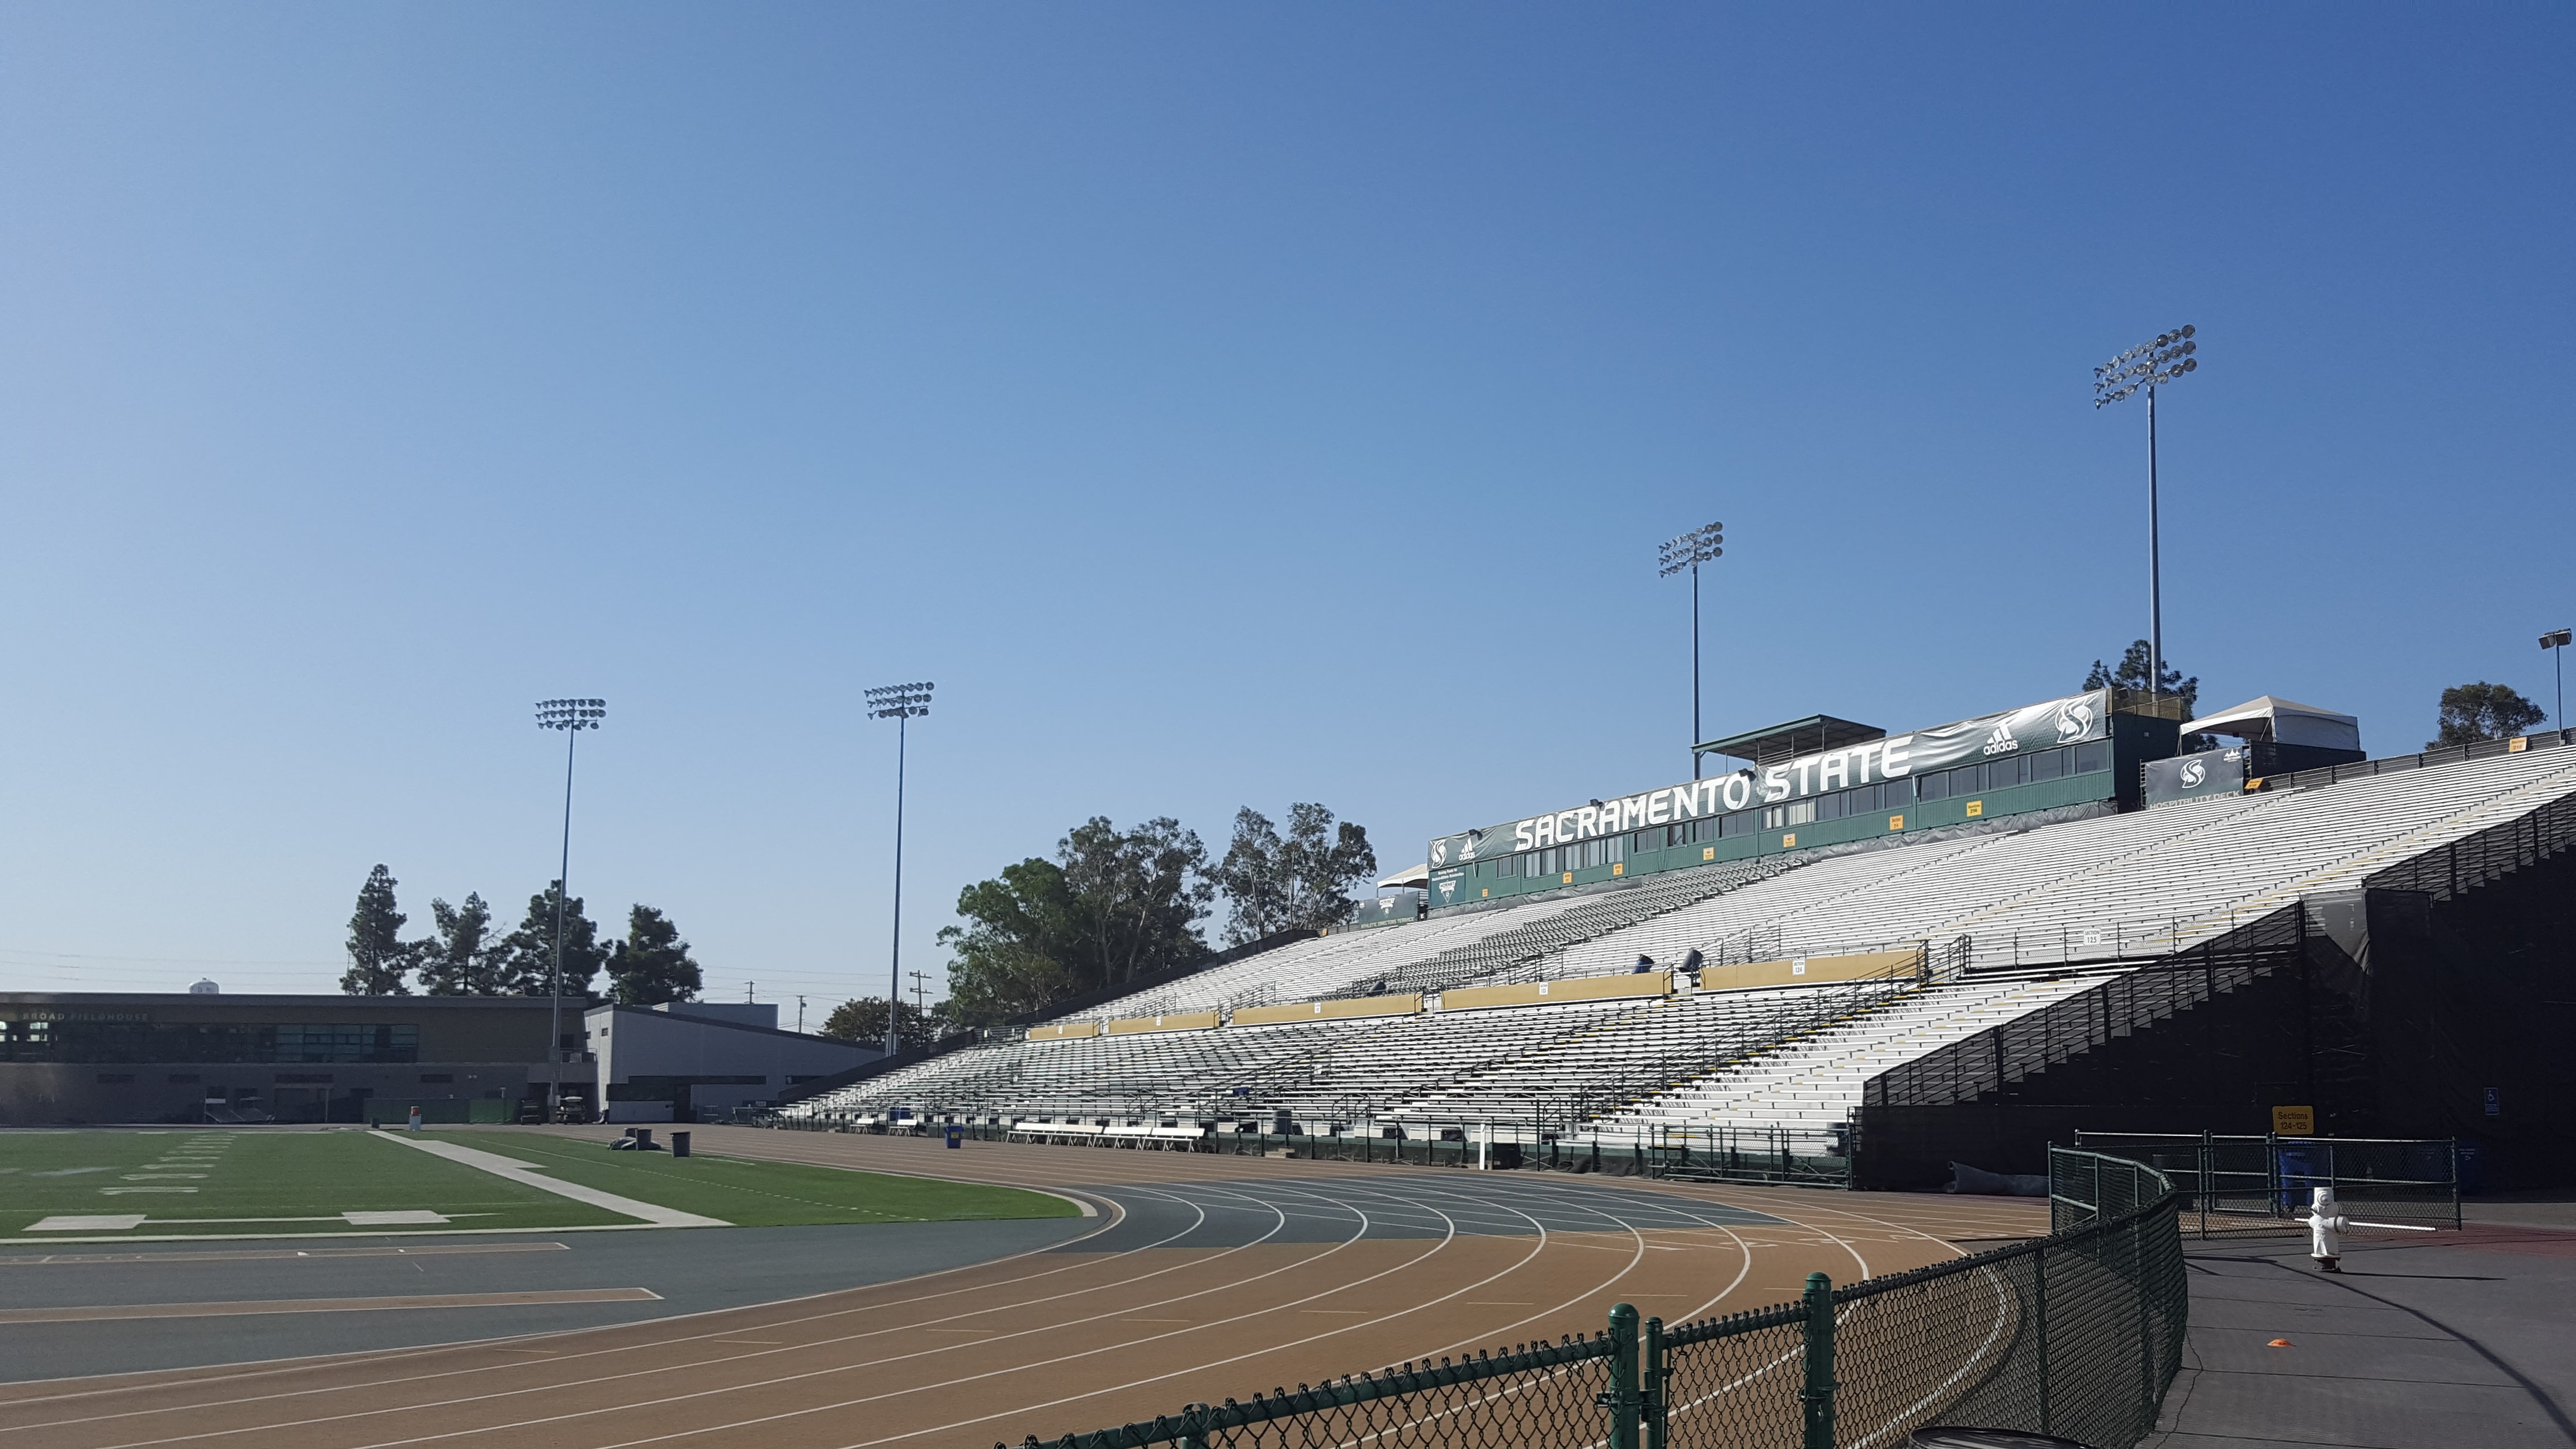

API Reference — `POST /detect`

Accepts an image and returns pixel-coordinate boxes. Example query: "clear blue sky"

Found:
[3,7,2569,1003]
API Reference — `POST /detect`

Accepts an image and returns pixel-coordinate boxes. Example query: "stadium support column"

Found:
[866,681,935,1058]
[1658,521,1724,777]
[2093,327,2200,698]
[2544,629,2571,730]
[535,697,607,1123]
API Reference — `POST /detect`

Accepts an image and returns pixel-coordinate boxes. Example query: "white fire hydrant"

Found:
[2303,1186,2346,1272]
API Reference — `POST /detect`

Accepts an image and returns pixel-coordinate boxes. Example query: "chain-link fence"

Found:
[2073,1131,2460,1237]
[1004,1150,2183,1449]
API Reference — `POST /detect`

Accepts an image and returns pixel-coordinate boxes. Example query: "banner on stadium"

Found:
[1425,690,2110,868]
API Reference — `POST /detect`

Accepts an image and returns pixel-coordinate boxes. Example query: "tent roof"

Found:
[1694,714,1884,764]
[2187,695,2362,749]
[1378,863,1430,890]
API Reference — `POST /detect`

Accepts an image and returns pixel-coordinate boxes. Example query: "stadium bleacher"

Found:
[778,736,2576,1155]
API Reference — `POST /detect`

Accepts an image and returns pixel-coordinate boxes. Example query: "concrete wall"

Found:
[587,1005,876,1121]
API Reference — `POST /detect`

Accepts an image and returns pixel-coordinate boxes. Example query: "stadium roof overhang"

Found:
[1694,714,1886,766]
[2188,695,2362,751]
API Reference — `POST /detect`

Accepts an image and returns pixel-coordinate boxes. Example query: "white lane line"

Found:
[380,1136,727,1229]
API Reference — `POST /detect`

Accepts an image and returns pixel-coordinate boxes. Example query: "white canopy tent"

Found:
[2187,695,2362,753]
[1377,863,1430,890]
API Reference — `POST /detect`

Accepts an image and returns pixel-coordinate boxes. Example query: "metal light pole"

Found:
[2093,326,2200,698]
[1659,521,1724,777]
[2545,629,2572,729]
[865,681,933,1058]
[535,697,605,1122]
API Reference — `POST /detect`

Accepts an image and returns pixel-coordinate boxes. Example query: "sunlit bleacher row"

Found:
[776,739,2576,1148]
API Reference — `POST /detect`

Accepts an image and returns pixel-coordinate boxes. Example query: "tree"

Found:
[938,857,1088,1028]
[2428,682,2545,748]
[2083,640,2200,718]
[1211,803,1378,945]
[606,905,703,1006]
[820,996,947,1050]
[2085,641,2209,749]
[415,893,508,996]
[341,865,412,995]
[491,882,607,999]
[1057,816,1213,987]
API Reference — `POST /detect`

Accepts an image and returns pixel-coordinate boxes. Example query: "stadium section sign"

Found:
[1426,691,2110,866]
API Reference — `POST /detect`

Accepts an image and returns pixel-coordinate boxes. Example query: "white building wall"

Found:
[585,1004,880,1122]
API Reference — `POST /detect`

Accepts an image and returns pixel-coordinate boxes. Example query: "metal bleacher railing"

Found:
[1000,1148,2183,1449]
[2073,1130,2461,1238]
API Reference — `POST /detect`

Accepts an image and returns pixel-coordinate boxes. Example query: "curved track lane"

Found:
[0,1129,2048,1449]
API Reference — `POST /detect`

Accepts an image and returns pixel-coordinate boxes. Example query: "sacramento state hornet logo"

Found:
[2055,696,2097,743]
[1431,839,1448,866]
[2180,759,2208,787]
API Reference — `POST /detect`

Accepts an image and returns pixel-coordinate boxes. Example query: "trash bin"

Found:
[1909,1430,2101,1448]
[671,1131,691,1158]
[944,1124,965,1149]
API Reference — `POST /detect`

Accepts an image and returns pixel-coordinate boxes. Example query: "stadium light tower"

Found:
[535,697,606,1122]
[1658,521,1724,778]
[865,681,933,1058]
[2545,628,2572,729]
[2093,325,2200,700]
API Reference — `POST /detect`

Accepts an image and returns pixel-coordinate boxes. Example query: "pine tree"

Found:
[341,865,412,995]
[493,882,607,999]
[606,905,703,1006]
[415,893,506,995]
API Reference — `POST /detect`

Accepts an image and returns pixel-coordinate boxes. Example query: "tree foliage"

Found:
[341,865,412,995]
[938,816,1231,1030]
[1059,816,1213,988]
[2084,640,2200,716]
[2428,682,2546,748]
[606,904,702,1006]
[1211,803,1378,945]
[494,881,607,999]
[820,995,947,1050]
[415,893,507,996]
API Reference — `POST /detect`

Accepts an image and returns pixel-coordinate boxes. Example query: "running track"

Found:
[0,1126,2048,1449]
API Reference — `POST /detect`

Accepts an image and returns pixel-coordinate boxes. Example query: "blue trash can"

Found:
[944,1124,965,1149]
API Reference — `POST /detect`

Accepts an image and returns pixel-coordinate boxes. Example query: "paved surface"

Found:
[0,1125,2049,1449]
[2148,1221,2576,1449]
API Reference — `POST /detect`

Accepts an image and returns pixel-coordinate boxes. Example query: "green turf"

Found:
[438,1130,1082,1226]
[0,1129,631,1238]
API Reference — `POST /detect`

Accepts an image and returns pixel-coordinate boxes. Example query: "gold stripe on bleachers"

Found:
[1440,971,1671,1012]
[1695,948,1918,993]
[1230,994,1424,1027]
[1026,1021,1102,1041]
[1104,1011,1222,1035]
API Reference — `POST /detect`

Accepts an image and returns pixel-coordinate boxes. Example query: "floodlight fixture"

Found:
[868,681,935,1055]
[1657,521,1724,778]
[2091,325,2201,701]
[533,696,607,1122]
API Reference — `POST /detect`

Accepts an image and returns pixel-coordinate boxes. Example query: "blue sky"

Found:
[2,6,2569,1003]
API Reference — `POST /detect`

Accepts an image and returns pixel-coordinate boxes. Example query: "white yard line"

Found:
[382,1135,729,1229]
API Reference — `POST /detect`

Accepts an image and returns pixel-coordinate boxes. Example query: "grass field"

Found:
[0,1128,1076,1240]
[441,1131,1082,1226]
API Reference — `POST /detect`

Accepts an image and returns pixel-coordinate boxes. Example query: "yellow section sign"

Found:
[2271,1105,2316,1136]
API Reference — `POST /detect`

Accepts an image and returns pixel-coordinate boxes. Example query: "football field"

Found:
[0,1127,1077,1240]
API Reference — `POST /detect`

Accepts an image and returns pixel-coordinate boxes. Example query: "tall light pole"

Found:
[2093,325,2199,699]
[1658,521,1724,777]
[535,697,605,1122]
[2545,629,2572,729]
[865,681,933,1058]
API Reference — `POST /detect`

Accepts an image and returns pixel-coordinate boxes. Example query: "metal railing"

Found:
[2073,1131,2460,1237]
[1004,1150,2182,1449]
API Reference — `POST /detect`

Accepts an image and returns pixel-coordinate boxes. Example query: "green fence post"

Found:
[2134,1207,2154,1439]
[1642,1314,1667,1449]
[1800,1272,1836,1449]
[1609,1303,1642,1449]
[2034,1239,2050,1436]
[1180,1401,1210,1449]
[2450,1139,2462,1229]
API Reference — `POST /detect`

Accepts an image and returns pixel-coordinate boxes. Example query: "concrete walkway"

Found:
[2148,1220,2576,1448]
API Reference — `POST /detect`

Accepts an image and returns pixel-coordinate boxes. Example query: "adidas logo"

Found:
[1981,721,2021,756]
